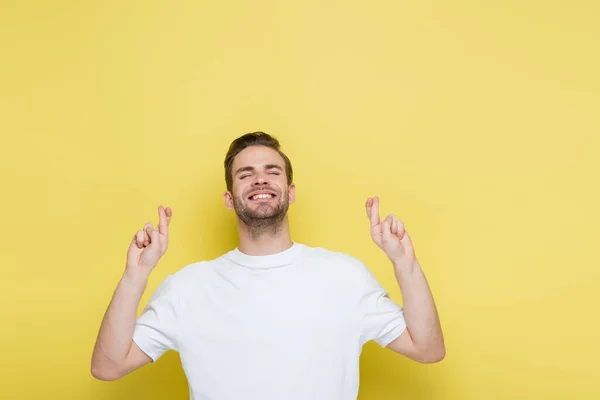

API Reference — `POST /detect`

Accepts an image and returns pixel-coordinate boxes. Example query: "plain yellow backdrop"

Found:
[1,1,599,399]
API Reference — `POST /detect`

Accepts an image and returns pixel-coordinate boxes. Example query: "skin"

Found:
[90,144,444,382]
[91,206,172,380]
[366,196,445,363]
[223,145,296,255]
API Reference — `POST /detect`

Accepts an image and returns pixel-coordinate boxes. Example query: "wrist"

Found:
[392,259,420,275]
[121,268,150,288]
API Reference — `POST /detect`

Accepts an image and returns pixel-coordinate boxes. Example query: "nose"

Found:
[253,176,268,186]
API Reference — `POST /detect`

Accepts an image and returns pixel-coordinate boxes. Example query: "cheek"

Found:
[232,183,246,198]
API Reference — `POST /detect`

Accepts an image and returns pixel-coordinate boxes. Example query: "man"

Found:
[91,132,445,399]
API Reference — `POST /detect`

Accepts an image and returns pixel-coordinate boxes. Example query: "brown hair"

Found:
[224,131,293,191]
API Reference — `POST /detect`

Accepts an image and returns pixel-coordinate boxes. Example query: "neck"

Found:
[236,216,293,256]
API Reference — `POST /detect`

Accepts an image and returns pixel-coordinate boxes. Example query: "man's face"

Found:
[224,145,295,228]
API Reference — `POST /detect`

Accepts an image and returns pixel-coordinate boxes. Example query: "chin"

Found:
[252,207,279,219]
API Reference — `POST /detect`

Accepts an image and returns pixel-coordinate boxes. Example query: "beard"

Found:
[232,186,290,237]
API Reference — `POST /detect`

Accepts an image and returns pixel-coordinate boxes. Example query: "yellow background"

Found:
[1,1,599,399]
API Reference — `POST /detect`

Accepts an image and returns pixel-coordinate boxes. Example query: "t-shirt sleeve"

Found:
[132,274,180,362]
[354,259,407,347]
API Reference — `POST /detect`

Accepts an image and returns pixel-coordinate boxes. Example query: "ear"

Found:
[288,183,296,205]
[223,190,234,210]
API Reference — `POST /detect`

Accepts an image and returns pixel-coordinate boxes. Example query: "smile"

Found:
[249,193,276,200]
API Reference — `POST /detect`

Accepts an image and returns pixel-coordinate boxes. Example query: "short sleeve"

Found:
[356,260,407,347]
[132,274,180,362]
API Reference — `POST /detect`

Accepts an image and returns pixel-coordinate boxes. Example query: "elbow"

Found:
[417,345,446,364]
[91,365,114,381]
[91,360,123,381]
[91,364,108,381]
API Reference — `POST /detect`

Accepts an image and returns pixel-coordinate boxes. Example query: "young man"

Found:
[91,132,445,399]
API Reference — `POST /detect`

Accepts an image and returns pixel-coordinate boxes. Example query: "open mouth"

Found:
[248,192,277,201]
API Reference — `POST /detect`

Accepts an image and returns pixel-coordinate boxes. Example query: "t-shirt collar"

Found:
[225,242,302,269]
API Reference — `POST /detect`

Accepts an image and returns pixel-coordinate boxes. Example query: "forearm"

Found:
[393,260,444,357]
[92,271,148,369]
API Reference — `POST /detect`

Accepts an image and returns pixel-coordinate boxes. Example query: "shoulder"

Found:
[299,244,374,280]
[298,244,386,297]
[302,243,365,264]
[155,254,226,293]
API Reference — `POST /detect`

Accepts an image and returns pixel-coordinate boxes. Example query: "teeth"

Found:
[252,193,273,200]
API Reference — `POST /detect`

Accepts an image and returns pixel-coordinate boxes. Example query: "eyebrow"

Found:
[234,164,283,176]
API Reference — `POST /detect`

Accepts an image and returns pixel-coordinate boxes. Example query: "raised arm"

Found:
[365,196,445,363]
[91,205,172,380]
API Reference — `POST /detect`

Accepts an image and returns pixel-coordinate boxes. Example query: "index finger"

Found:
[368,196,380,227]
[158,205,172,235]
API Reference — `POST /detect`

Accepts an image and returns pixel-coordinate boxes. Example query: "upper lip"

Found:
[248,190,277,199]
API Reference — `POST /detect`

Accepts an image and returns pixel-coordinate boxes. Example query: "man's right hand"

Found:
[92,205,173,381]
[125,205,172,279]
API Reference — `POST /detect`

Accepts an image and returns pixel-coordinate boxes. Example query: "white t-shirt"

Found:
[133,242,406,400]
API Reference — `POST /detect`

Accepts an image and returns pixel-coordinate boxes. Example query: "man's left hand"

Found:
[365,196,417,271]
